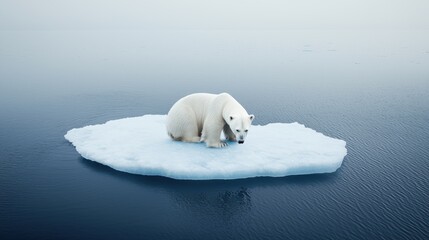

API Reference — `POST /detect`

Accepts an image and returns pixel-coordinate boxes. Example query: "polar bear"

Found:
[166,93,254,148]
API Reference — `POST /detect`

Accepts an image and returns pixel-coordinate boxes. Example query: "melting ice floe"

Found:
[65,115,347,180]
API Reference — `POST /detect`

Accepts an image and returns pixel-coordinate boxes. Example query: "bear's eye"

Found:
[236,129,240,132]
[244,129,248,133]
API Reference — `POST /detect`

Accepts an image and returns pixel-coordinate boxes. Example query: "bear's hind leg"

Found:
[182,136,201,143]
[167,106,200,142]
[174,107,201,143]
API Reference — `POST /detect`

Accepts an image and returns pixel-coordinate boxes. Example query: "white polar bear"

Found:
[166,93,254,148]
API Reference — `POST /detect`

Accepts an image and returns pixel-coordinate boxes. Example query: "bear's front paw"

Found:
[207,141,228,148]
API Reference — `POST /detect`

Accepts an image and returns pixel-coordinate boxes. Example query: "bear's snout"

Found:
[238,140,244,144]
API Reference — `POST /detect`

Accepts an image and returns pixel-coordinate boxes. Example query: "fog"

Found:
[1,0,428,30]
[0,1,428,106]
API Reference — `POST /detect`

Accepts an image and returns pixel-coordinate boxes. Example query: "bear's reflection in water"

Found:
[173,187,252,220]
[80,157,252,220]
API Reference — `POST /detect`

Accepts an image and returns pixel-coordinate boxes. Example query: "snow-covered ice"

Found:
[65,115,347,180]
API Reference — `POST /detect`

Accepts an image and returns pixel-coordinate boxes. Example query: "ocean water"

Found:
[1,30,429,239]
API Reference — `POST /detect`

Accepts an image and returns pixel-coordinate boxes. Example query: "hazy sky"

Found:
[1,0,428,30]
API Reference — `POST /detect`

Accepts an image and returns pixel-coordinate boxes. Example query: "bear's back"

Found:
[180,93,218,122]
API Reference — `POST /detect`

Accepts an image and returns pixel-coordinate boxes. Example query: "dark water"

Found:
[1,30,429,239]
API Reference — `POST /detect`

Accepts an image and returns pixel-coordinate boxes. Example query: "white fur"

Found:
[166,93,254,148]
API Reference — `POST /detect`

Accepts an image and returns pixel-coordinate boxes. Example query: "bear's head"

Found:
[228,114,255,144]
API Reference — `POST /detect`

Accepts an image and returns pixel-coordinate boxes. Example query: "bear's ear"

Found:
[249,114,255,121]
[229,116,234,121]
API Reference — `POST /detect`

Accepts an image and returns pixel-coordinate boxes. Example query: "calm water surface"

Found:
[1,30,429,239]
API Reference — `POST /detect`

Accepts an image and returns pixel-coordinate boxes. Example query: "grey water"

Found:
[1,29,429,239]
